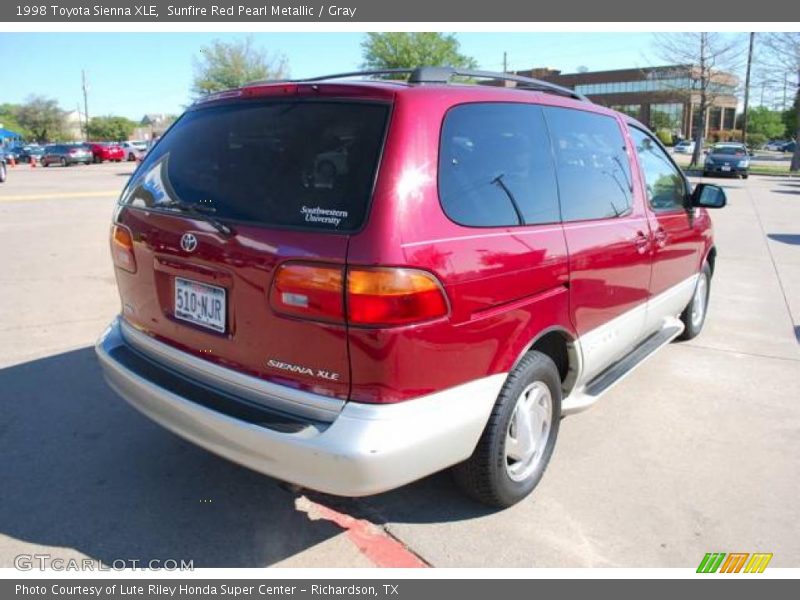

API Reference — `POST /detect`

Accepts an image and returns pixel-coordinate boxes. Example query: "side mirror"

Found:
[703,149,709,155]
[692,183,727,209]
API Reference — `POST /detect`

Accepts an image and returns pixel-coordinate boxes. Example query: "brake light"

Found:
[270,263,344,322]
[269,263,450,326]
[110,224,137,273]
[347,267,449,326]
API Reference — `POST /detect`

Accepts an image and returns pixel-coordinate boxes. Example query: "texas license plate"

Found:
[174,277,226,333]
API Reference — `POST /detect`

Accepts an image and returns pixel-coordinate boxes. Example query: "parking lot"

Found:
[1,161,799,568]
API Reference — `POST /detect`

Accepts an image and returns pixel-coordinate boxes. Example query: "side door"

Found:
[543,106,653,383]
[628,126,703,332]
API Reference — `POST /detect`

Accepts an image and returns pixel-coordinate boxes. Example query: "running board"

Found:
[562,317,684,415]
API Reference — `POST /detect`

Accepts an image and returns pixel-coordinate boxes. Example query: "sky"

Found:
[0,32,721,121]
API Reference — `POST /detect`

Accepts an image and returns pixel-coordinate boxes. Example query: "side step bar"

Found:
[562,317,684,414]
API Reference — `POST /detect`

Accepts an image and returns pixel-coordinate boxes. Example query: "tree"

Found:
[86,116,137,141]
[361,33,478,72]
[652,33,743,168]
[760,33,800,171]
[736,106,786,139]
[191,36,288,98]
[784,94,799,142]
[0,103,31,140]
[16,96,66,143]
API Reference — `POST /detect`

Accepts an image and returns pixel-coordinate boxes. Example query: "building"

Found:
[504,65,739,139]
[62,109,87,141]
[132,113,177,141]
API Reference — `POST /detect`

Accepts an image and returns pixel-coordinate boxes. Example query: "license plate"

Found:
[721,166,731,171]
[174,277,226,333]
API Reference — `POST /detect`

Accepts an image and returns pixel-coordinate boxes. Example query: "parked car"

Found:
[703,144,750,178]
[96,67,727,508]
[783,140,797,153]
[41,143,92,166]
[673,140,695,154]
[764,140,788,151]
[0,148,7,183]
[16,145,45,163]
[120,141,148,162]
[2,147,19,163]
[85,142,125,163]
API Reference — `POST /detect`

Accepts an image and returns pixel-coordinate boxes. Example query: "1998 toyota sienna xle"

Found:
[96,67,727,507]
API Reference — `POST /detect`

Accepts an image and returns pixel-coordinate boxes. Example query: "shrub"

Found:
[656,128,674,146]
[745,132,767,148]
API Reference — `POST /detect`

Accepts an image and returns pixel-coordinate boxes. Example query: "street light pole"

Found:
[82,70,89,140]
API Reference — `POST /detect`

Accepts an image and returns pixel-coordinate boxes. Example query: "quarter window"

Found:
[630,127,687,212]
[438,103,560,227]
[543,106,633,221]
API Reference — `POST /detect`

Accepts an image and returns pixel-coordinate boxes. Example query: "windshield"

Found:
[713,146,745,155]
[120,100,390,232]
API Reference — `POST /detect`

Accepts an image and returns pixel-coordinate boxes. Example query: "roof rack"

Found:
[245,67,590,103]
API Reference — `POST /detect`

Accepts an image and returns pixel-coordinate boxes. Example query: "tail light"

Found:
[269,263,449,327]
[110,224,137,273]
[347,267,449,326]
[270,263,344,323]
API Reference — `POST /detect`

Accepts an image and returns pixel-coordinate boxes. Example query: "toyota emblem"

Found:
[180,233,198,253]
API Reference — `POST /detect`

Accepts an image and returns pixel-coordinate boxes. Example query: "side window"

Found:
[629,127,687,212]
[438,103,560,227]
[543,106,633,222]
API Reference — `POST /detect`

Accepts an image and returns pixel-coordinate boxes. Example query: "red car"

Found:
[85,142,124,163]
[96,68,726,507]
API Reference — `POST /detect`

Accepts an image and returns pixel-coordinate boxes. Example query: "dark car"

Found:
[783,141,797,153]
[17,145,45,164]
[703,144,750,178]
[96,67,726,507]
[41,143,92,167]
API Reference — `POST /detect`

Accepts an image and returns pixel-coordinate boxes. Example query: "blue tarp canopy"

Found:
[0,127,22,140]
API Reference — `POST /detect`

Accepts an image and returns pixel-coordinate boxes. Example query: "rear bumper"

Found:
[95,317,504,496]
[704,165,748,176]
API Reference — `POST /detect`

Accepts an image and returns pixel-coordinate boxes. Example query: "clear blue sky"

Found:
[1,32,678,120]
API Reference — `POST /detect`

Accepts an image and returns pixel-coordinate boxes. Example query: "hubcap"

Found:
[505,381,552,482]
[691,274,708,329]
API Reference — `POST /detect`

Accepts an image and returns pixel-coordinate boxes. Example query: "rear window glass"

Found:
[120,101,389,232]
[438,103,560,227]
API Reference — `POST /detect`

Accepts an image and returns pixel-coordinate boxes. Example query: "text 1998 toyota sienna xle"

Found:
[96,68,727,507]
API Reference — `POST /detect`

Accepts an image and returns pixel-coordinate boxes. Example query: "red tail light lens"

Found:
[347,267,449,326]
[270,263,344,323]
[110,224,137,273]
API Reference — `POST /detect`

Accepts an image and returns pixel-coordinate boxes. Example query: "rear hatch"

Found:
[112,93,391,401]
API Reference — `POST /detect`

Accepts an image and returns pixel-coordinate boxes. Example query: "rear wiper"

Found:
[491,173,525,225]
[157,199,235,237]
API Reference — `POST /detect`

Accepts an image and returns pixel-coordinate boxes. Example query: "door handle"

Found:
[634,231,650,254]
[654,227,668,248]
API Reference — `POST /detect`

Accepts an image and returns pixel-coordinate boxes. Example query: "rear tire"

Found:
[452,351,561,508]
[128,153,135,161]
[0,163,7,183]
[678,262,712,341]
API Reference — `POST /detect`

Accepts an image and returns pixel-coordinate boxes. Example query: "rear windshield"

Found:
[120,100,390,232]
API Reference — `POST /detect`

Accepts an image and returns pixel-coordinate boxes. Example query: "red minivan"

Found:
[96,68,726,507]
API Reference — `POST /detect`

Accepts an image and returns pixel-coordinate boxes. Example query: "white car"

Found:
[673,140,696,154]
[120,141,148,162]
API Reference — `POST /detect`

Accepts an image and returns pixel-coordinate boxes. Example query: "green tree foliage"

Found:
[87,116,137,141]
[0,103,31,139]
[192,37,288,98]
[745,106,787,139]
[16,96,66,143]
[361,32,478,72]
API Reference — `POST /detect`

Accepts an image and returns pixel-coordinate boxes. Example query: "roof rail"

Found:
[244,67,590,103]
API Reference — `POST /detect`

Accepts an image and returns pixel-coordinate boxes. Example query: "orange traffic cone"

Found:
[30,156,36,168]
[8,156,15,168]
